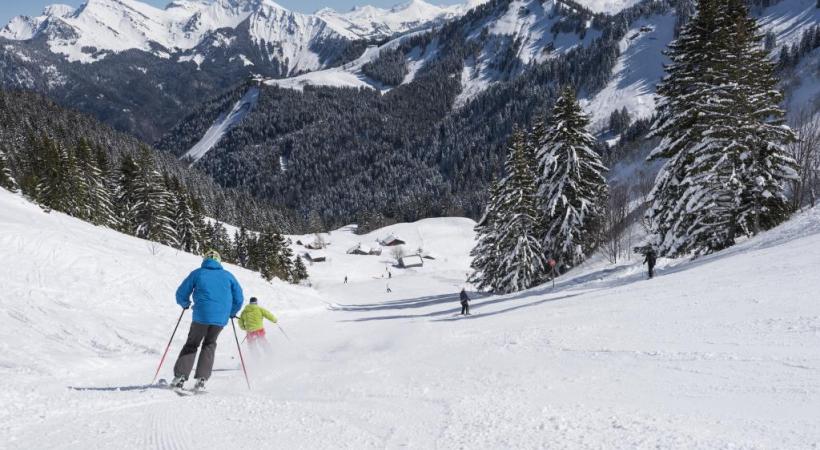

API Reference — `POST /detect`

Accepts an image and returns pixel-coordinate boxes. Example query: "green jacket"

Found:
[237,304,277,332]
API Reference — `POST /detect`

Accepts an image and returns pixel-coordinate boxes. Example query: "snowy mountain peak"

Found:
[1,0,481,63]
[316,0,480,40]
[391,0,439,14]
[42,4,77,18]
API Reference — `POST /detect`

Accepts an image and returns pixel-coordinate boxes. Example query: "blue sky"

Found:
[1,0,463,28]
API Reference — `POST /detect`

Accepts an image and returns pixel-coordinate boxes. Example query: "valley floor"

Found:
[1,189,820,449]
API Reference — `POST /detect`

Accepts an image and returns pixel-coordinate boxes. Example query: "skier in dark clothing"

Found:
[459,288,471,315]
[644,248,657,279]
[170,249,244,392]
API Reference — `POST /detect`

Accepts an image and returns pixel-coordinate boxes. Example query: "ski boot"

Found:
[192,378,207,393]
[170,375,187,390]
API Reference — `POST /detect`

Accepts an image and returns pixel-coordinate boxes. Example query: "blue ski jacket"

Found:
[176,259,244,327]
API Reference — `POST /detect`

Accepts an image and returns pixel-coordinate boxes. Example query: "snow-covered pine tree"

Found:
[133,148,176,245]
[116,154,140,235]
[94,146,119,228]
[234,227,251,268]
[0,145,16,191]
[469,179,503,292]
[646,0,722,251]
[257,227,281,282]
[647,0,796,256]
[535,87,608,270]
[203,221,232,261]
[493,128,546,293]
[276,233,295,281]
[291,256,309,284]
[36,137,71,213]
[74,139,115,227]
[167,176,200,253]
[722,0,797,235]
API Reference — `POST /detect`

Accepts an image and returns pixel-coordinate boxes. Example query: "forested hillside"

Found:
[0,89,299,232]
[158,0,679,230]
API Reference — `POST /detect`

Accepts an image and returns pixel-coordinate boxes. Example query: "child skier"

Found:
[237,297,278,350]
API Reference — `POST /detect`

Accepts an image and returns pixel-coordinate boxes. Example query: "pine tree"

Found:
[0,145,16,191]
[469,179,503,292]
[291,256,309,284]
[536,88,608,270]
[234,227,251,268]
[37,137,72,213]
[93,146,118,228]
[723,0,797,235]
[203,221,232,260]
[168,177,200,253]
[647,0,796,256]
[133,148,176,245]
[75,139,114,226]
[116,154,140,235]
[276,233,295,281]
[257,227,280,282]
[493,128,546,293]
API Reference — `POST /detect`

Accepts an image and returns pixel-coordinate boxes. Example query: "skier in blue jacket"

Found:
[171,250,244,392]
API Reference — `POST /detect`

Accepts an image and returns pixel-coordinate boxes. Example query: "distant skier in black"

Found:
[459,288,471,315]
[344,275,348,284]
[644,248,657,279]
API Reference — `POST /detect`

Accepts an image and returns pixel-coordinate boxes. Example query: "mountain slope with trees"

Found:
[158,0,676,230]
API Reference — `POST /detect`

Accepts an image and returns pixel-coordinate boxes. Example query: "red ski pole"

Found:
[151,308,186,385]
[231,318,251,390]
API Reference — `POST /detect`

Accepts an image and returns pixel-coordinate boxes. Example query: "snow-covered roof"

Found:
[399,254,424,267]
[303,251,327,261]
[347,243,372,253]
[380,234,405,245]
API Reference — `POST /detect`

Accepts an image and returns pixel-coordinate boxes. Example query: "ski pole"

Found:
[231,318,251,390]
[277,323,292,342]
[151,308,186,385]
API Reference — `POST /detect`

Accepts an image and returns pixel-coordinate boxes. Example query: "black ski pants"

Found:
[461,302,470,315]
[173,322,223,380]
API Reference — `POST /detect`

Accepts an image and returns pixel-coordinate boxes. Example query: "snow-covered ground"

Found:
[2,187,820,448]
[581,14,675,132]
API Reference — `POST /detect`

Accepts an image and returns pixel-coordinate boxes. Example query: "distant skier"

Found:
[644,248,657,279]
[171,250,243,392]
[388,270,392,279]
[344,275,348,284]
[386,283,392,293]
[460,288,471,315]
[237,297,277,352]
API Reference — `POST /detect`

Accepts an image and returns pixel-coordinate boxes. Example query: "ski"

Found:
[172,387,207,397]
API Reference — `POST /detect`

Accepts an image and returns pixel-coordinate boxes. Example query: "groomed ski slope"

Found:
[1,187,819,448]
